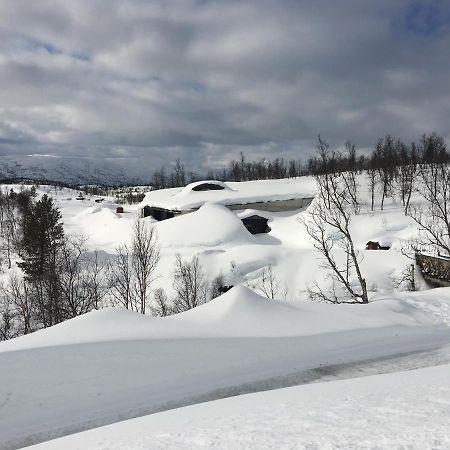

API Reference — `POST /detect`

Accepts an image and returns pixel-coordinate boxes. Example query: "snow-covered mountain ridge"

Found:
[0,155,151,185]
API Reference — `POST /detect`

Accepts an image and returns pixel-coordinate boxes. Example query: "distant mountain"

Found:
[0,155,153,185]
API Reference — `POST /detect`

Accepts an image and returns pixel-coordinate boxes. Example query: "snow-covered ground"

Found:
[27,359,450,450]
[1,176,450,449]
[1,286,449,449]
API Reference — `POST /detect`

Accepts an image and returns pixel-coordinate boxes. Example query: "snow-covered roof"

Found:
[140,177,317,211]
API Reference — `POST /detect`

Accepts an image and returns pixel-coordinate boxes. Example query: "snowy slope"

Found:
[0,287,449,449]
[28,360,450,450]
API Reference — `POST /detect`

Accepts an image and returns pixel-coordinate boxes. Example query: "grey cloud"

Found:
[0,0,449,171]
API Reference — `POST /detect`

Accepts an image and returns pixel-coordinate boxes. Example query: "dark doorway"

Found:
[143,206,175,221]
[241,215,271,234]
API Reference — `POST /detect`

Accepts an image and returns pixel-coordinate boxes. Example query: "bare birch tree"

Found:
[172,254,208,313]
[107,244,134,310]
[131,220,160,314]
[408,134,450,256]
[107,221,159,314]
[151,288,171,316]
[256,265,280,299]
[301,140,368,304]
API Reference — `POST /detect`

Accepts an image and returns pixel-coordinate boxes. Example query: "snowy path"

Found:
[1,325,449,449]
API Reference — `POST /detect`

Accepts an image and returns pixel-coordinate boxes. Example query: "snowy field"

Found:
[1,178,450,449]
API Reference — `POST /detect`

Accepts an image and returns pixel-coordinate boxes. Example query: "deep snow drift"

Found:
[0,285,443,351]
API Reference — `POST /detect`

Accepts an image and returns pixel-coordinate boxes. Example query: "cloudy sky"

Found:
[0,0,449,170]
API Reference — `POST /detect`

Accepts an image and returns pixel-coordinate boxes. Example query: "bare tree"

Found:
[151,288,172,317]
[408,134,450,256]
[0,193,18,269]
[59,237,97,319]
[84,250,107,310]
[393,264,416,292]
[301,140,368,304]
[4,273,33,335]
[367,154,377,212]
[374,136,397,211]
[341,141,359,210]
[107,245,134,310]
[131,220,160,314]
[210,272,226,299]
[396,141,417,215]
[107,221,160,314]
[256,265,279,299]
[0,292,16,340]
[172,254,208,313]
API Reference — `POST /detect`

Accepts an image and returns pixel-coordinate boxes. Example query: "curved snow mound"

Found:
[171,285,438,337]
[175,180,232,197]
[0,287,440,353]
[155,203,253,248]
[0,308,157,352]
[178,285,298,324]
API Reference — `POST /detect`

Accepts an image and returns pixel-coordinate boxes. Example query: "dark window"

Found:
[143,206,175,221]
[192,183,225,191]
[241,215,271,234]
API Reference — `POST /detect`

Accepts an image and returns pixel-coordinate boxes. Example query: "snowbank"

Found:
[154,203,254,248]
[0,286,442,353]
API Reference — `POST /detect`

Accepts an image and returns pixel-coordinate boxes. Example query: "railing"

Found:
[415,253,450,287]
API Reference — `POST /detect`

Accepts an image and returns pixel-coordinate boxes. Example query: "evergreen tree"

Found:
[18,195,64,279]
[17,195,65,327]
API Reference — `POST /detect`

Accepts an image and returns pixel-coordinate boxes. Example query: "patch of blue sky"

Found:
[395,0,450,37]
[20,35,89,61]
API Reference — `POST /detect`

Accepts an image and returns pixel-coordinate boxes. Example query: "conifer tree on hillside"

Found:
[17,194,65,326]
[18,195,64,279]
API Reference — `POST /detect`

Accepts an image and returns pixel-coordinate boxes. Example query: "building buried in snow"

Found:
[138,179,315,233]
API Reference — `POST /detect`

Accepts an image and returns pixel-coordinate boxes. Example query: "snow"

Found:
[139,177,317,211]
[0,287,449,449]
[0,155,154,185]
[2,175,450,449]
[153,203,254,248]
[0,286,442,352]
[28,360,450,450]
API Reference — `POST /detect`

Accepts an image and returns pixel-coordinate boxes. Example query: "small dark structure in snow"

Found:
[241,215,271,234]
[218,285,234,294]
[142,205,175,221]
[95,198,104,203]
[192,182,225,192]
[116,206,124,214]
[366,241,390,250]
